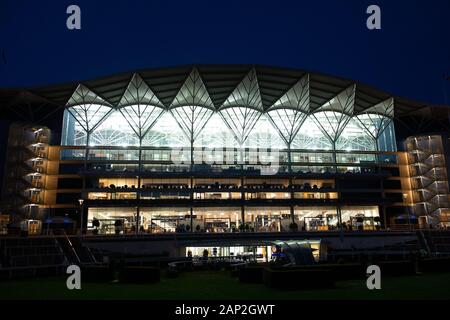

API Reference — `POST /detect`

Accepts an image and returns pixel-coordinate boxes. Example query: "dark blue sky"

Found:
[0,0,449,104]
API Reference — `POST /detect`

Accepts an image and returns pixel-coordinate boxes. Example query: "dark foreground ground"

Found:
[1,271,449,300]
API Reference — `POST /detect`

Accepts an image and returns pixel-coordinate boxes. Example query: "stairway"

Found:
[0,237,68,279]
[423,230,450,255]
[56,236,98,265]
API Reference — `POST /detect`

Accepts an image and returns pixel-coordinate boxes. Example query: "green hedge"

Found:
[230,269,240,278]
[119,266,160,284]
[82,266,115,283]
[329,264,367,280]
[270,264,366,281]
[263,268,334,290]
[239,266,265,283]
[272,261,416,279]
[378,260,416,276]
[419,257,450,273]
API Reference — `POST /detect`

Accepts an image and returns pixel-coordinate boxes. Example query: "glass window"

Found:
[292,116,333,150]
[60,101,398,154]
[170,106,214,142]
[61,105,112,146]
[377,121,397,152]
[336,153,376,164]
[294,207,338,231]
[90,110,139,146]
[195,113,237,148]
[220,107,261,146]
[143,112,189,147]
[336,117,376,151]
[60,148,85,160]
[341,206,380,230]
[244,114,286,149]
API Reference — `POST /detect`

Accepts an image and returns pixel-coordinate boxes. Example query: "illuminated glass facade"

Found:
[61,70,397,154]
[55,68,406,234]
[4,66,450,235]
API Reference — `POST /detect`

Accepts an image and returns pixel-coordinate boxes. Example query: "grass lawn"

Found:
[1,270,450,300]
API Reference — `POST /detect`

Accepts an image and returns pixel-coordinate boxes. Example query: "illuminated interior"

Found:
[61,71,397,154]
[87,205,380,234]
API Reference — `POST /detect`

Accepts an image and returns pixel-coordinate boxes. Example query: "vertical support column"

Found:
[81,131,90,234]
[240,146,245,171]
[79,201,84,236]
[287,144,292,174]
[241,175,245,231]
[135,205,140,235]
[288,144,295,225]
[82,132,89,192]
[375,137,381,164]
[241,206,245,231]
[136,141,142,235]
[190,139,194,172]
[289,177,295,225]
[335,176,343,230]
[332,141,338,173]
[337,205,342,230]
[380,178,386,229]
[190,138,194,233]
[190,176,194,233]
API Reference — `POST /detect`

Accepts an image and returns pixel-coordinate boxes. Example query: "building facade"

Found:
[1,65,449,234]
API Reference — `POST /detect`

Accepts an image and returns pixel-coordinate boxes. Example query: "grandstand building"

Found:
[1,65,450,235]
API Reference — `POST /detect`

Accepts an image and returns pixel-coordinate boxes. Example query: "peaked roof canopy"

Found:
[118,73,165,109]
[170,68,215,110]
[67,84,112,108]
[0,65,446,131]
[220,68,263,111]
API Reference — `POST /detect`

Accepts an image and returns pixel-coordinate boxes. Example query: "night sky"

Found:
[0,0,449,105]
